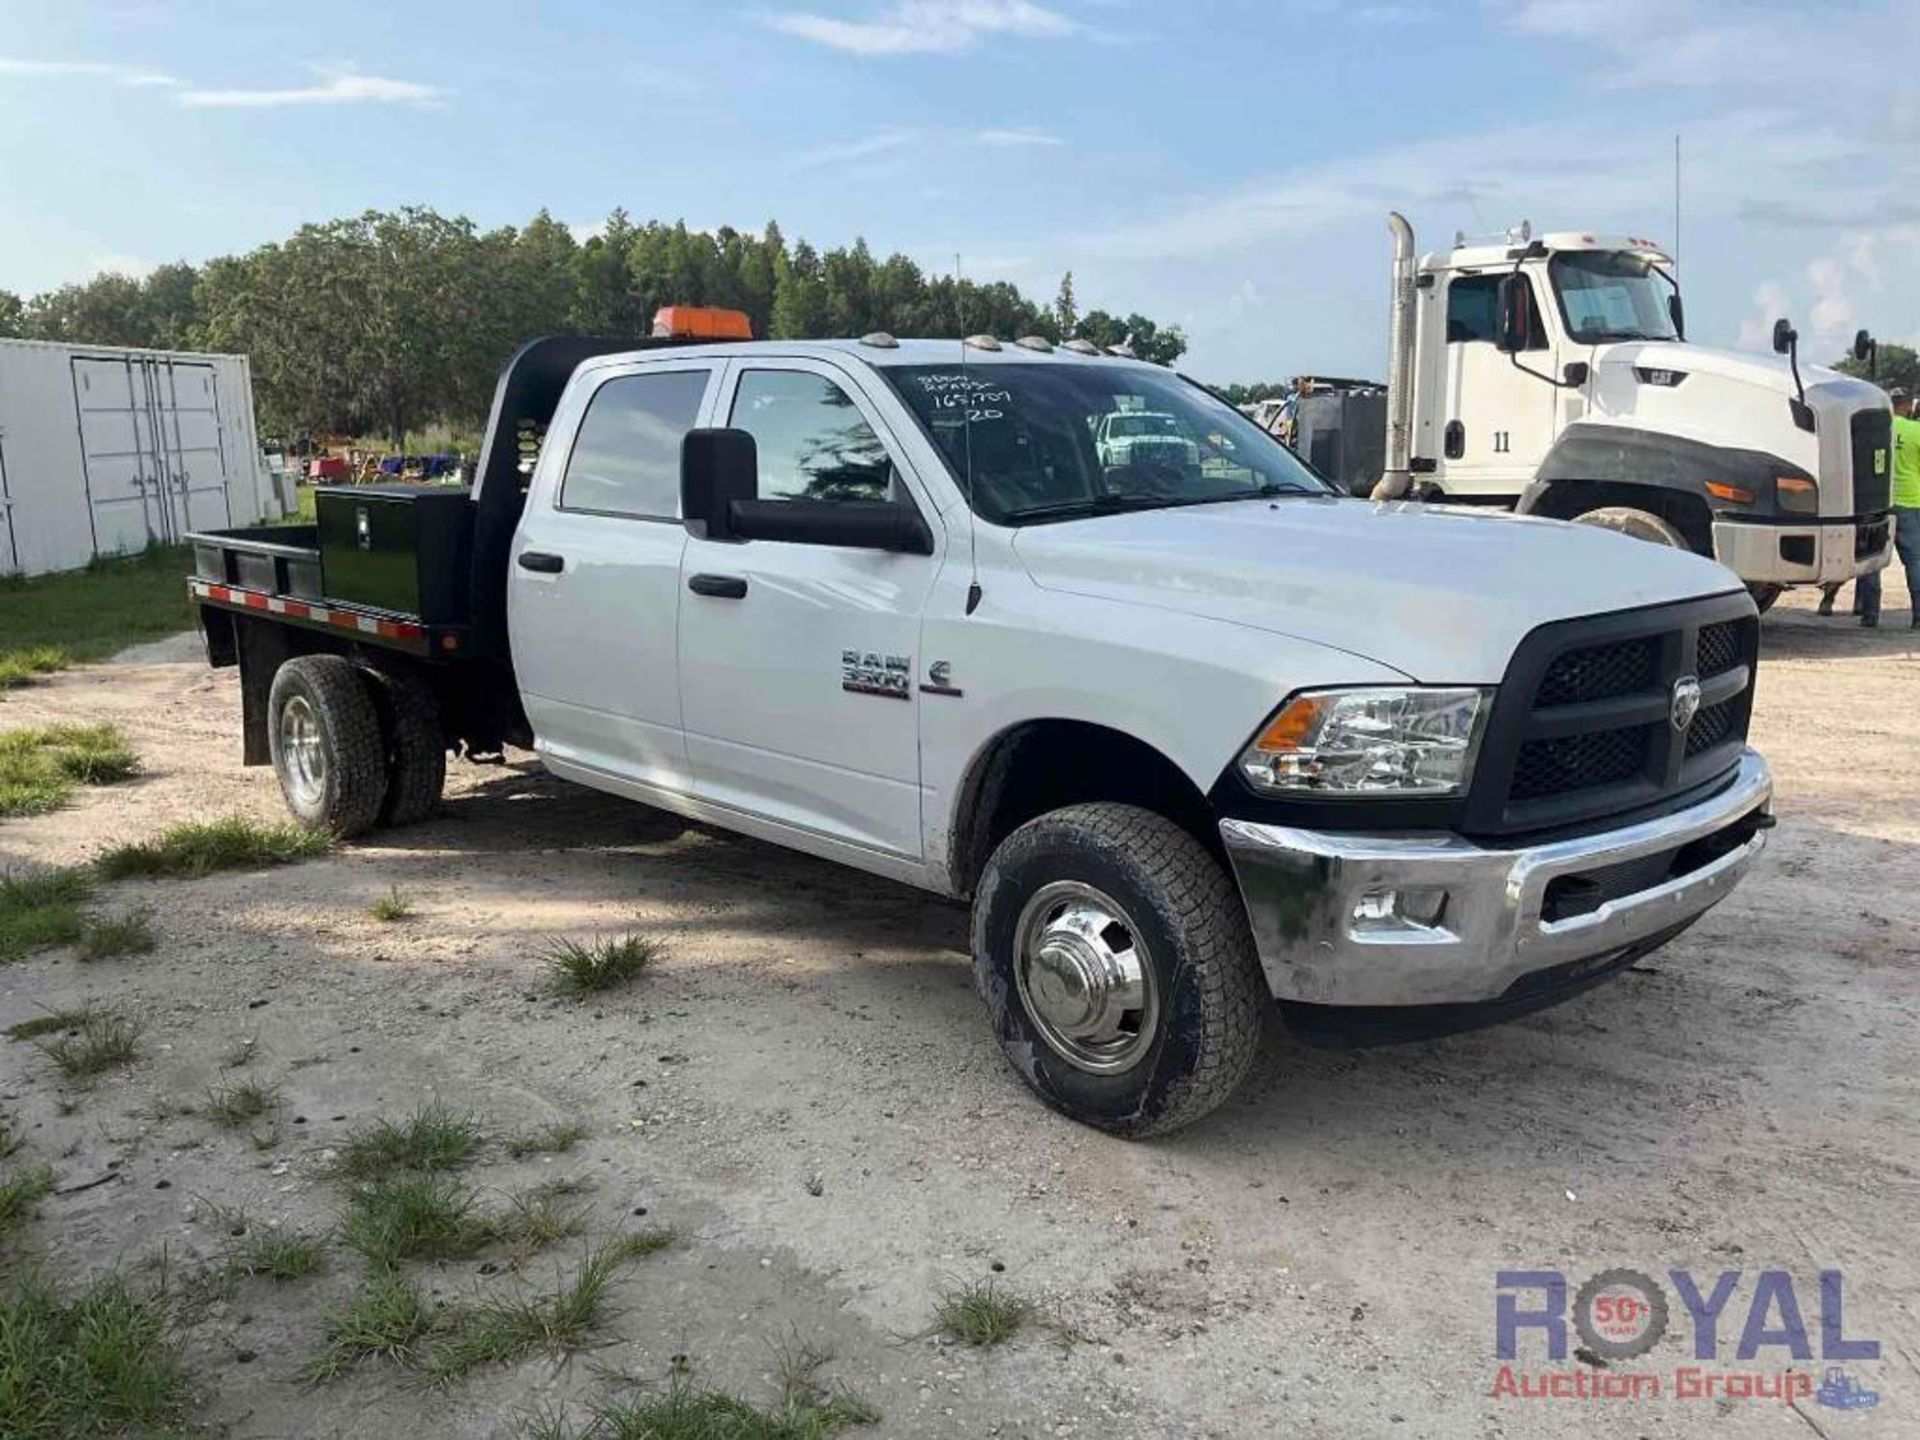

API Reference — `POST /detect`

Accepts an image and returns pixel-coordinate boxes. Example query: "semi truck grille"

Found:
[1462,595,1759,837]
[1852,409,1892,515]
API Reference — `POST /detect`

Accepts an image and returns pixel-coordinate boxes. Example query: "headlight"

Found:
[1237,687,1491,796]
[1776,475,1818,515]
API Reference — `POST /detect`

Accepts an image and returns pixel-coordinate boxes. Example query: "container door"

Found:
[154,360,232,535]
[72,355,163,555]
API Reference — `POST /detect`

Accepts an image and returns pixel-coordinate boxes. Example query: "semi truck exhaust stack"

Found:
[1371,211,1418,501]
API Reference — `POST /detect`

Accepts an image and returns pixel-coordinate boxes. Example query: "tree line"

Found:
[0,207,1187,444]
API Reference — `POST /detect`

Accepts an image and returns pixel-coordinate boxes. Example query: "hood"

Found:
[1595,340,1864,399]
[1010,497,1740,683]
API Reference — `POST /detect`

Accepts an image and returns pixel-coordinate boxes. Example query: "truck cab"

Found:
[1381,221,1896,604]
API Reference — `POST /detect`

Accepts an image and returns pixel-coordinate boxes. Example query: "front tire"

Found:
[267,655,388,837]
[1746,582,1783,614]
[1571,505,1690,549]
[971,803,1265,1138]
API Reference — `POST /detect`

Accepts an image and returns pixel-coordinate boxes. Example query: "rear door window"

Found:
[560,368,711,519]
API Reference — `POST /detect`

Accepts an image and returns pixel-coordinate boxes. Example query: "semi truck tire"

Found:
[971,803,1265,1138]
[1571,506,1690,550]
[366,669,446,827]
[267,656,388,838]
[1746,583,1783,614]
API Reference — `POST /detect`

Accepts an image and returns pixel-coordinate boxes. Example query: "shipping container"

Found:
[0,336,282,576]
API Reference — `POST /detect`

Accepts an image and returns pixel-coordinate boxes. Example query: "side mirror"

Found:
[1495,275,1531,354]
[1771,318,1797,356]
[1667,293,1686,340]
[681,428,757,541]
[1853,328,1875,363]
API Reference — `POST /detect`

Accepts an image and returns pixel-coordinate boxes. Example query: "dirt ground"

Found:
[0,582,1916,1439]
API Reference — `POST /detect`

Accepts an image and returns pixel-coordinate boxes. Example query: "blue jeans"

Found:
[1858,507,1920,620]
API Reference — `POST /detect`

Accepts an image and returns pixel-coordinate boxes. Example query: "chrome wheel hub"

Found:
[279,695,326,809]
[1014,881,1159,1075]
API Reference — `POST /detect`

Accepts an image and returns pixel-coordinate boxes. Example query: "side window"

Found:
[1446,274,1547,349]
[559,369,709,518]
[729,369,897,505]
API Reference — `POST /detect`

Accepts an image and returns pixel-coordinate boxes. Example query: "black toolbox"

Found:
[315,485,475,624]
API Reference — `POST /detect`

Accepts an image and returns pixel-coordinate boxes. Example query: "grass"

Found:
[228,1227,325,1281]
[369,886,416,922]
[505,1120,589,1159]
[94,815,331,880]
[335,1103,481,1180]
[496,1183,589,1261]
[543,933,663,997]
[0,867,91,962]
[0,544,195,694]
[3,1007,96,1042]
[341,1176,491,1269]
[0,1167,55,1238]
[424,1236,670,1384]
[545,1348,879,1439]
[38,1010,141,1083]
[307,1272,440,1381]
[931,1278,1036,1348]
[0,1272,190,1437]
[0,724,138,819]
[77,909,157,961]
[202,1078,280,1129]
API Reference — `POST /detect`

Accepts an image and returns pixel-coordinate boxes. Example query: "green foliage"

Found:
[202,1078,279,1129]
[77,909,157,961]
[1836,340,1920,398]
[1212,380,1292,408]
[0,545,194,680]
[543,933,662,996]
[0,1167,55,1237]
[227,1226,325,1281]
[335,1103,481,1180]
[505,1120,588,1159]
[546,1348,879,1439]
[308,1273,439,1380]
[0,1273,189,1436]
[0,868,91,962]
[38,1010,141,1083]
[3,1008,97,1042]
[932,1278,1035,1347]
[341,1176,491,1268]
[94,815,330,879]
[0,726,137,819]
[8,209,1182,444]
[369,886,416,922]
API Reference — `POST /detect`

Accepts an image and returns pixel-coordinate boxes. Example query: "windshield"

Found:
[1550,251,1679,343]
[882,363,1332,524]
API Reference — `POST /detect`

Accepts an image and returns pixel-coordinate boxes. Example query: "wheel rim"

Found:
[1013,880,1159,1075]
[279,695,326,809]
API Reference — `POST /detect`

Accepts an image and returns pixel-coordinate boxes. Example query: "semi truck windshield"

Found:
[1550,251,1680,343]
[883,363,1331,525]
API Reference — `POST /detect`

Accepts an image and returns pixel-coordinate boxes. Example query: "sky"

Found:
[2,0,1917,382]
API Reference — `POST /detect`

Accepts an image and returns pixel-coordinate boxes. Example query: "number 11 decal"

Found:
[1492,430,1511,454]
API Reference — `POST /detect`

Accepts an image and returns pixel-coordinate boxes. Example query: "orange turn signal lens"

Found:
[1706,481,1754,504]
[1251,695,1328,753]
[1776,475,1818,514]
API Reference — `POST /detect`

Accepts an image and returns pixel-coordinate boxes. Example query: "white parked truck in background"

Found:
[186,312,1774,1136]
[1329,215,1897,611]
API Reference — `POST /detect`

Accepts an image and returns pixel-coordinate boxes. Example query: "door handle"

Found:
[688,573,748,599]
[517,550,565,574]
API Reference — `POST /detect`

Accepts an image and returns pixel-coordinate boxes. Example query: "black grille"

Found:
[1511,725,1655,801]
[1463,593,1760,837]
[1685,699,1737,758]
[1536,638,1657,706]
[1852,409,1892,514]
[1696,618,1750,677]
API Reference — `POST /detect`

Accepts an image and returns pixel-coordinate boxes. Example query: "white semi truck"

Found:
[1323,215,1897,610]
[186,314,1773,1136]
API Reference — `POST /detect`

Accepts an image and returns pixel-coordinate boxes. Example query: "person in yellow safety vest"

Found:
[1857,390,1920,629]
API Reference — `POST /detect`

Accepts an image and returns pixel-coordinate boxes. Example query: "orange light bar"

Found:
[652,306,753,340]
[1706,481,1754,504]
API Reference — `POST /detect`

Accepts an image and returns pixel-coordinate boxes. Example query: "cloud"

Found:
[795,129,921,168]
[0,56,176,86]
[178,69,440,108]
[972,126,1064,147]
[766,0,1077,56]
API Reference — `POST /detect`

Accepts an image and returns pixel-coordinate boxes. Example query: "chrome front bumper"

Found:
[1220,750,1772,1007]
[1712,518,1892,585]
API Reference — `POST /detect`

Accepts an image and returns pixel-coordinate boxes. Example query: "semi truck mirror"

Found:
[681,428,758,542]
[1668,293,1686,340]
[1495,275,1530,354]
[1771,319,1796,356]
